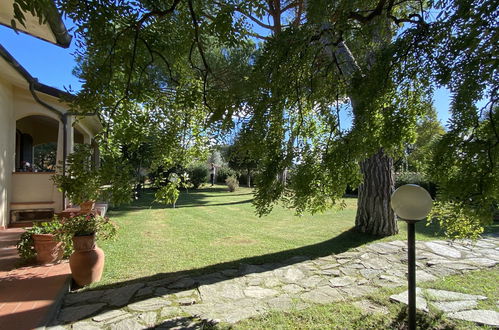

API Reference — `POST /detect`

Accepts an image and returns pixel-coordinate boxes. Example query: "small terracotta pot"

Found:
[32,234,64,264]
[69,234,105,286]
[79,201,95,212]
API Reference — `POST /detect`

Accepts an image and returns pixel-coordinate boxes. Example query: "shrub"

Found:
[428,201,485,239]
[51,144,101,204]
[217,166,237,183]
[395,172,437,198]
[155,173,181,208]
[155,182,180,208]
[226,175,239,192]
[188,163,208,189]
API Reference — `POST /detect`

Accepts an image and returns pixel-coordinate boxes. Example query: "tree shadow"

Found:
[176,199,253,208]
[113,187,252,213]
[144,316,217,329]
[49,226,385,326]
[82,227,379,293]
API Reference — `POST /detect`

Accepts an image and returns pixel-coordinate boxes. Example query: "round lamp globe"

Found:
[390,184,433,221]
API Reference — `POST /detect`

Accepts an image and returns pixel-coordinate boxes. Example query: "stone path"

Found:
[49,235,499,329]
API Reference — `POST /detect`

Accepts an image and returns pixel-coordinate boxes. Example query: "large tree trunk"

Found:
[355,149,398,236]
[317,26,398,236]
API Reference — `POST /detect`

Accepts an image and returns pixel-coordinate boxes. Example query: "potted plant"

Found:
[17,221,68,265]
[52,144,102,211]
[59,213,117,286]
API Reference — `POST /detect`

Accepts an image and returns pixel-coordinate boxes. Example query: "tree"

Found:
[423,0,498,236]
[402,105,445,173]
[16,0,497,237]
[224,1,430,236]
[208,150,225,167]
[226,129,260,187]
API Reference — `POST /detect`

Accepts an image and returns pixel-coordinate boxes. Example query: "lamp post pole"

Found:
[390,184,433,330]
[407,220,416,330]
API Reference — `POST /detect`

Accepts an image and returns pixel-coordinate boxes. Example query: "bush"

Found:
[51,144,101,204]
[155,182,180,208]
[188,163,208,189]
[395,172,437,198]
[226,175,239,192]
[428,201,485,239]
[216,166,238,184]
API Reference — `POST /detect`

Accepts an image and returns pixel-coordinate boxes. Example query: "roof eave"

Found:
[1,1,72,48]
[0,43,74,99]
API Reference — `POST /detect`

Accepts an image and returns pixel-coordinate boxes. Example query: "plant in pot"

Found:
[52,144,102,212]
[59,213,117,287]
[17,221,70,265]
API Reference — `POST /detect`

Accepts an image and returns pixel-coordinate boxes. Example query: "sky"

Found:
[0,19,454,126]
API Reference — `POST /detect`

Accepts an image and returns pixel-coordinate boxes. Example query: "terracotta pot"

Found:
[32,234,64,264]
[69,234,105,286]
[79,201,95,212]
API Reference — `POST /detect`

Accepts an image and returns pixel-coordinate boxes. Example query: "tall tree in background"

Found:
[401,105,445,173]
[227,128,260,187]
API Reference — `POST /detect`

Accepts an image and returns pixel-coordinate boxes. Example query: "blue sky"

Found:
[0,21,453,126]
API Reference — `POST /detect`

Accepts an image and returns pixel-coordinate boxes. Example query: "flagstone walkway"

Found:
[49,235,499,329]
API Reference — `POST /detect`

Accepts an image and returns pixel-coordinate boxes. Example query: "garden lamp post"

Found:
[390,184,433,330]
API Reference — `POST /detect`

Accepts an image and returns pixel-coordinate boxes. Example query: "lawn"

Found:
[97,185,498,288]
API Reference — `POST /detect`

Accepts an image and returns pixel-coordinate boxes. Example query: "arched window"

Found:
[15,115,59,172]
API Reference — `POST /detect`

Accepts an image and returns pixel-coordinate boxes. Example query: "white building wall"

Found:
[0,79,14,229]
[13,87,64,122]
[0,84,99,228]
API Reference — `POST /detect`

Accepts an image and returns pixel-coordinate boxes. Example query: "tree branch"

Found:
[282,1,299,13]
[247,31,271,40]
[135,0,182,29]
[188,0,210,74]
[235,9,274,30]
[348,0,388,24]
[388,13,426,26]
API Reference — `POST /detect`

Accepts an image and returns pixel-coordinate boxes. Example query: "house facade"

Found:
[0,1,101,229]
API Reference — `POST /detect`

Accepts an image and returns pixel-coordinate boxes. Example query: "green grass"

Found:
[232,268,499,330]
[419,268,499,311]
[96,185,498,288]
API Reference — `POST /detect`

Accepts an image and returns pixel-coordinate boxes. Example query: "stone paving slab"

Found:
[391,287,496,326]
[448,310,499,327]
[51,235,499,328]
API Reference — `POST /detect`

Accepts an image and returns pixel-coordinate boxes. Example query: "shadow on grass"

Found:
[84,227,380,293]
[46,227,384,326]
[110,188,451,241]
[112,187,252,214]
[177,199,253,208]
